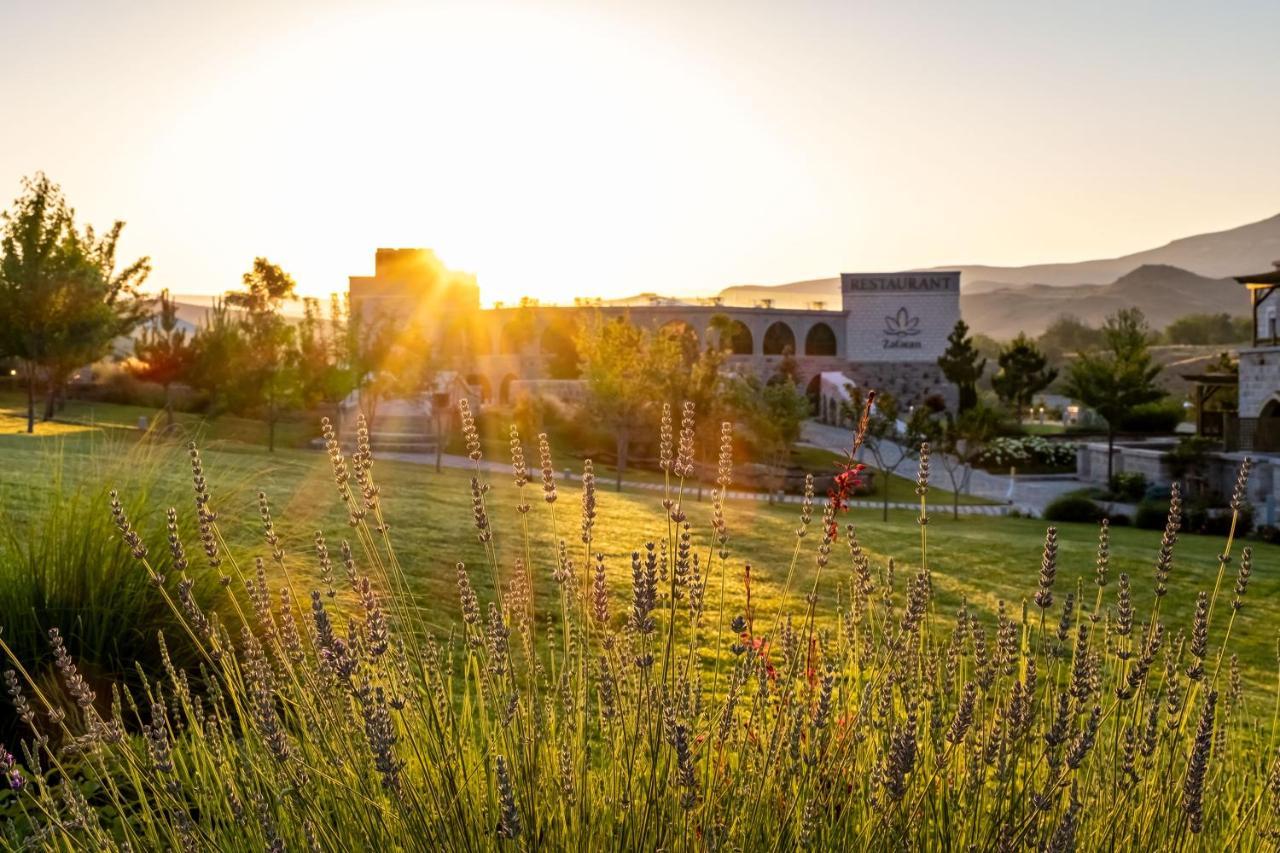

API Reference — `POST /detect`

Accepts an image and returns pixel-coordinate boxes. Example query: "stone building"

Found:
[1237,264,1280,452]
[347,250,960,414]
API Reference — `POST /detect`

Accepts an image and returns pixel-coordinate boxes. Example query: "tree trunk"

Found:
[615,432,628,492]
[435,415,443,473]
[25,365,35,434]
[42,384,56,422]
[163,382,173,430]
[882,463,890,522]
[1105,426,1115,485]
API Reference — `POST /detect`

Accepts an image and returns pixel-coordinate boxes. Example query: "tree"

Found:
[1038,314,1104,360]
[227,258,298,452]
[931,404,1001,519]
[1064,308,1164,483]
[664,334,731,499]
[724,371,810,501]
[188,298,250,413]
[576,315,682,490]
[991,333,1057,416]
[840,389,926,521]
[129,289,195,427]
[1163,313,1253,346]
[937,319,986,412]
[0,174,149,432]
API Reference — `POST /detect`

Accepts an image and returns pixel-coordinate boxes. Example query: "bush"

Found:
[1116,399,1183,434]
[1108,471,1148,502]
[974,436,1077,471]
[1134,499,1170,529]
[1257,524,1280,545]
[1043,492,1103,523]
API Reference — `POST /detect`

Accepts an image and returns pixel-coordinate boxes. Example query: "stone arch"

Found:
[540,322,580,379]
[715,319,754,355]
[805,374,821,417]
[763,321,796,356]
[465,373,492,403]
[1257,397,1280,452]
[804,322,838,356]
[499,373,518,404]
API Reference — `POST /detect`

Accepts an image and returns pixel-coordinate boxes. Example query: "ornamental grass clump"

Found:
[0,405,1275,850]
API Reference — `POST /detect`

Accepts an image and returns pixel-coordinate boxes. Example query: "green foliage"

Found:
[128,290,195,422]
[1108,471,1148,502]
[723,371,810,493]
[0,423,1271,850]
[1037,314,1105,360]
[1042,492,1104,523]
[1064,308,1165,481]
[936,319,986,412]
[575,314,682,488]
[990,333,1057,413]
[1115,399,1184,434]
[0,174,150,431]
[1163,313,1253,345]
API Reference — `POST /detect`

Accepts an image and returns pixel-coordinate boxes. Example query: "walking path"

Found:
[378,444,1015,517]
[799,420,1082,516]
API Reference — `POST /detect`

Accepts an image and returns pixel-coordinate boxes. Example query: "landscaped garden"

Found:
[0,408,1276,849]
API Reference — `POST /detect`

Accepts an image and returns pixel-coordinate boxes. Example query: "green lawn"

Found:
[2,421,1275,694]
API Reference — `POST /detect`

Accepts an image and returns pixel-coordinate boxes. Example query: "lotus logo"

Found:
[884,306,921,337]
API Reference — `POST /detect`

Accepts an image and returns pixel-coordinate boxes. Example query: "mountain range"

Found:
[716,212,1280,338]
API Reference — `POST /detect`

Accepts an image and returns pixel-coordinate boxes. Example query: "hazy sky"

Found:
[3,0,1278,305]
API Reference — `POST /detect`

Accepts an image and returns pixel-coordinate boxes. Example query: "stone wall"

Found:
[1239,347,1280,419]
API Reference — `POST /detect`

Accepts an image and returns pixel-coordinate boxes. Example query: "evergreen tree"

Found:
[991,333,1057,415]
[937,319,986,412]
[1065,308,1164,482]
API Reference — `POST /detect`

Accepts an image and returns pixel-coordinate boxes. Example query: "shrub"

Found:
[1108,471,1148,502]
[0,409,1267,849]
[1042,492,1103,523]
[974,436,1077,471]
[1116,399,1184,434]
[1134,499,1169,529]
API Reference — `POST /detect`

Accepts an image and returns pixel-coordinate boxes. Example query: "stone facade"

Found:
[348,251,964,411]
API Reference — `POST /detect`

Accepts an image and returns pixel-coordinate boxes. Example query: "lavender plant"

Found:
[0,403,1273,851]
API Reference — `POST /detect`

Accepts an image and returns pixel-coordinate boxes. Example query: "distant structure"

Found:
[1235,262,1280,451]
[348,248,480,340]
[347,250,961,412]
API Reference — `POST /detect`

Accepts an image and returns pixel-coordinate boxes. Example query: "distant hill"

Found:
[710,213,1280,336]
[942,212,1280,291]
[960,265,1244,339]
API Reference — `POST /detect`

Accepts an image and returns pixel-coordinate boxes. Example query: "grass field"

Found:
[2,419,1275,691]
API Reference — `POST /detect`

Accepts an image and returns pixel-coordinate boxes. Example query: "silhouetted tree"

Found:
[937,319,986,412]
[992,333,1057,416]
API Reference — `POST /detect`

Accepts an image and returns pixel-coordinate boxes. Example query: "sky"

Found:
[2,0,1278,306]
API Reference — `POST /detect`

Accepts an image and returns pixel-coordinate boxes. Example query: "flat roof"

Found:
[1234,270,1280,285]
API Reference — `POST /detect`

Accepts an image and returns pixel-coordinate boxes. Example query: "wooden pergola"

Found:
[1235,266,1280,347]
[1179,371,1239,444]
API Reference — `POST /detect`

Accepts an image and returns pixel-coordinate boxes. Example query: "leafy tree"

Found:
[188,298,250,413]
[724,371,810,501]
[937,319,986,412]
[991,333,1057,416]
[930,404,1001,519]
[227,258,298,452]
[0,174,150,432]
[840,389,926,521]
[1064,308,1165,483]
[576,315,682,490]
[129,289,195,426]
[1163,313,1253,346]
[664,334,732,499]
[1038,314,1104,360]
